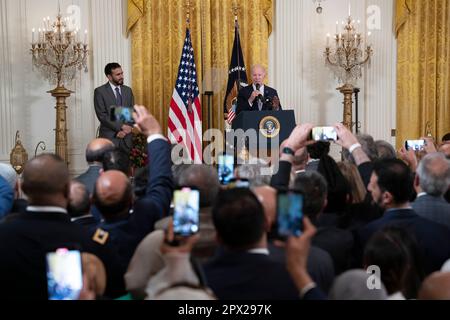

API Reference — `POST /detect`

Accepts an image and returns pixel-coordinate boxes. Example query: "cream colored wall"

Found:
[0,0,131,175]
[0,0,397,172]
[269,0,397,157]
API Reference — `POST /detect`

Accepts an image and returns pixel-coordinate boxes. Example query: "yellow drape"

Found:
[396,0,450,148]
[127,0,273,133]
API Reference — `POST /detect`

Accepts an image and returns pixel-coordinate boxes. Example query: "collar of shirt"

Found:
[109,82,121,97]
[416,192,427,198]
[253,84,264,95]
[385,207,413,214]
[247,248,270,255]
[27,206,68,214]
[71,214,93,222]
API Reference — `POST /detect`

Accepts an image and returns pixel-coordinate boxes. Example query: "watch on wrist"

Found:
[282,147,295,156]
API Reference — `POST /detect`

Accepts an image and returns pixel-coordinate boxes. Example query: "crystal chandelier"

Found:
[31,11,88,87]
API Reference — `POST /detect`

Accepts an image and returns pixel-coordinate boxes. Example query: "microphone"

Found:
[255,83,263,101]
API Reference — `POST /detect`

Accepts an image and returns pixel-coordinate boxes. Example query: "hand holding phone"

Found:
[46,249,83,300]
[311,126,338,142]
[276,191,304,240]
[405,139,426,152]
[110,106,135,124]
[172,187,200,238]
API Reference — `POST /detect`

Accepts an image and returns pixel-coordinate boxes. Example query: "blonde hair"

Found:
[337,162,367,204]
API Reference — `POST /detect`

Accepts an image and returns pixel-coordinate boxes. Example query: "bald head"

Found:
[419,272,450,300]
[93,170,132,219]
[68,181,90,218]
[22,154,69,204]
[86,138,115,164]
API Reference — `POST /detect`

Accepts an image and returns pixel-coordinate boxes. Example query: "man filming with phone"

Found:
[236,64,282,115]
[94,63,135,154]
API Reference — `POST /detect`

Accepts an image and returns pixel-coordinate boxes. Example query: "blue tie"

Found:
[115,87,123,106]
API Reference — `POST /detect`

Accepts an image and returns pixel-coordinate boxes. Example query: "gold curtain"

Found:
[127,0,273,133]
[396,0,450,149]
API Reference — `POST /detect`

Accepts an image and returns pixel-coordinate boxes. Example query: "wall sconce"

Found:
[10,131,29,175]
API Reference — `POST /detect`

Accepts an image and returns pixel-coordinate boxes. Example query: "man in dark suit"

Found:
[94,63,135,154]
[75,138,115,195]
[356,158,450,275]
[236,64,282,115]
[203,188,299,300]
[68,181,97,229]
[412,152,450,228]
[0,154,126,299]
[92,105,173,269]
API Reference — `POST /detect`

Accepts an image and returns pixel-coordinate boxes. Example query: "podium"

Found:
[229,111,296,158]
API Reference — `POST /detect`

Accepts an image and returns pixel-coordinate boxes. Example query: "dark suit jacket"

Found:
[0,211,126,300]
[203,251,300,300]
[236,84,282,115]
[356,208,450,274]
[95,139,174,269]
[75,165,102,195]
[268,243,335,294]
[412,194,450,229]
[94,82,134,152]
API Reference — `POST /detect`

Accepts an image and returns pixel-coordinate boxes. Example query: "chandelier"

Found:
[325,17,373,85]
[29,5,89,164]
[31,11,88,87]
[324,5,373,130]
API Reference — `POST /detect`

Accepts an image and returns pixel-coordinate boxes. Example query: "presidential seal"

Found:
[259,116,280,138]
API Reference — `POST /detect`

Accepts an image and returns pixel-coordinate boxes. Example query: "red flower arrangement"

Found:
[130,132,149,169]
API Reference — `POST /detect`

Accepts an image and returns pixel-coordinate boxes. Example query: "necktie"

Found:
[115,87,123,106]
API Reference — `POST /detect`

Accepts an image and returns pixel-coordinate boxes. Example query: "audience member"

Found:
[0,175,13,218]
[418,272,450,300]
[328,269,388,300]
[253,185,336,293]
[102,149,131,175]
[0,154,125,299]
[363,226,424,299]
[204,188,299,300]
[68,181,97,229]
[76,138,115,194]
[92,106,173,270]
[412,153,450,228]
[357,158,450,275]
[375,140,397,160]
[337,161,367,204]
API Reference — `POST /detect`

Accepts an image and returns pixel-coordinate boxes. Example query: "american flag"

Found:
[226,103,237,125]
[168,29,202,164]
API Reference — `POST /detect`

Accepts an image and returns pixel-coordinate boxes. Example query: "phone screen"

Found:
[312,127,337,141]
[227,178,250,189]
[277,192,304,239]
[173,188,200,236]
[110,106,135,124]
[405,140,426,151]
[218,154,234,185]
[46,249,83,300]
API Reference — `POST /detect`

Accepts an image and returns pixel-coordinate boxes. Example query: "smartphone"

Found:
[405,139,426,151]
[227,178,250,189]
[311,126,338,142]
[46,249,83,300]
[110,106,135,124]
[218,154,234,185]
[173,187,200,237]
[276,191,304,239]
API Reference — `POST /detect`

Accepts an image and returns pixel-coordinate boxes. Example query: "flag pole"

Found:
[233,5,242,89]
